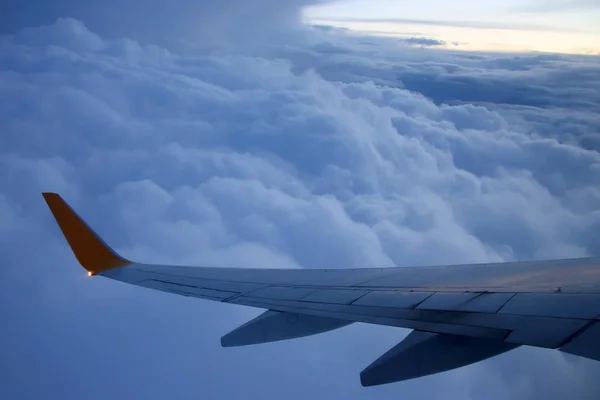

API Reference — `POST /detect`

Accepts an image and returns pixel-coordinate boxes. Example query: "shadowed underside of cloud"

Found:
[1,16,600,400]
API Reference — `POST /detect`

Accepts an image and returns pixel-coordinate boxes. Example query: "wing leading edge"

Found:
[42,192,600,386]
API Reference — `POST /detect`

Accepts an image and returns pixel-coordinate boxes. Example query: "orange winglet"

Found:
[42,192,131,275]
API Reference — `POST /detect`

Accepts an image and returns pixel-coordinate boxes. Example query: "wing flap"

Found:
[352,291,432,308]
[249,286,318,301]
[498,293,600,319]
[416,292,515,313]
[300,289,370,305]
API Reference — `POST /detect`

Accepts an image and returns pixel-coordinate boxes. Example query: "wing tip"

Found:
[42,192,131,274]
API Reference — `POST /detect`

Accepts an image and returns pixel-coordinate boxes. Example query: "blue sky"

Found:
[1,1,600,399]
[305,0,600,53]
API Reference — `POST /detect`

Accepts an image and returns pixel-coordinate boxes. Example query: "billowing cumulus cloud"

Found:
[275,31,600,150]
[1,11,599,400]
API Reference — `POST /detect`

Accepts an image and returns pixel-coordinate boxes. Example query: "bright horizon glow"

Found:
[308,19,600,54]
[304,0,600,55]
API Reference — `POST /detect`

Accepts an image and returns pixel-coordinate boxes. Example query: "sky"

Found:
[1,0,600,399]
[305,0,600,54]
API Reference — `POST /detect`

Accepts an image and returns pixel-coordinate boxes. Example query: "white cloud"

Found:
[0,16,599,400]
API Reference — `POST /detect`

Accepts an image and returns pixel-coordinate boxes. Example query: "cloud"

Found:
[1,15,600,400]
[402,37,446,47]
[0,0,333,51]
[275,32,600,149]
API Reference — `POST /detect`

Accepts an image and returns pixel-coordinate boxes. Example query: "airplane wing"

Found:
[42,192,600,386]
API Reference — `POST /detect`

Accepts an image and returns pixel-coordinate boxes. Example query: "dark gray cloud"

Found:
[402,37,446,47]
[1,13,599,400]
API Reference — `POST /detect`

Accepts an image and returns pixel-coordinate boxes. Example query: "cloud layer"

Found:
[1,0,331,50]
[1,16,599,400]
